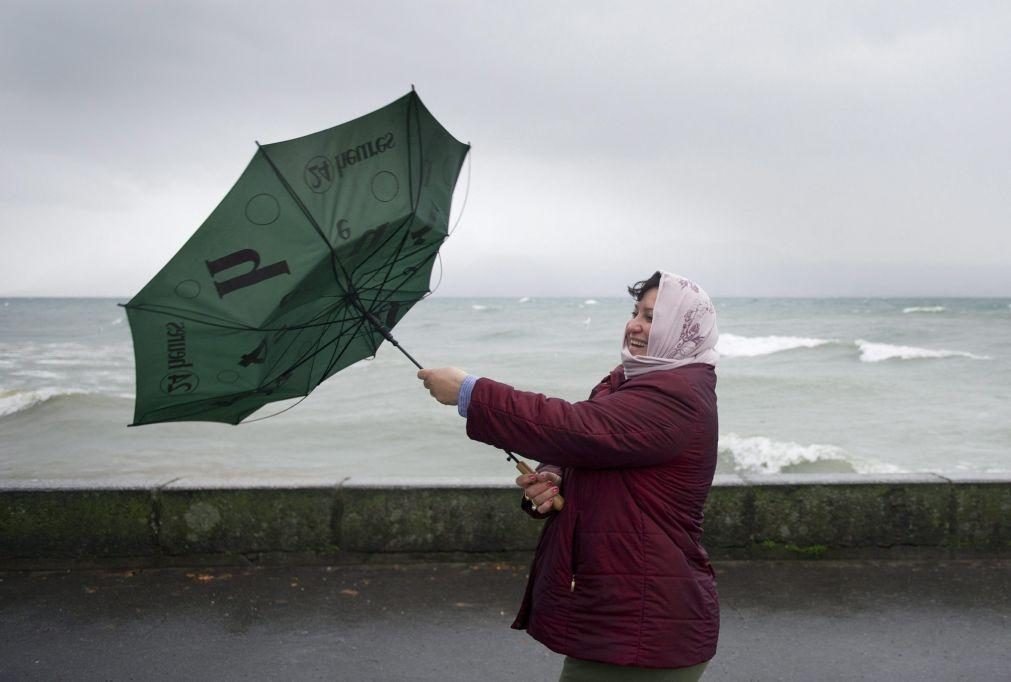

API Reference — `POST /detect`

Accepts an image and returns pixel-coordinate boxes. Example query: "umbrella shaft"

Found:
[394,344,423,370]
[360,309,423,370]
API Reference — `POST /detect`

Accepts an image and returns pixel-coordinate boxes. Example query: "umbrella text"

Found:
[334,132,396,179]
[205,249,291,298]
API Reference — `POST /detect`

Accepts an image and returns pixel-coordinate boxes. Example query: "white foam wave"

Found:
[517,297,530,303]
[18,343,130,368]
[0,387,89,418]
[11,369,64,380]
[716,334,832,358]
[856,340,990,362]
[583,299,598,305]
[471,304,487,311]
[719,434,901,474]
[902,306,945,314]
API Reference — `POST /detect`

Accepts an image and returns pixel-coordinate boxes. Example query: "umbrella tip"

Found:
[411,83,416,92]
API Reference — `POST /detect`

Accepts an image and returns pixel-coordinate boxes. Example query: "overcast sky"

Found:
[2,0,1009,297]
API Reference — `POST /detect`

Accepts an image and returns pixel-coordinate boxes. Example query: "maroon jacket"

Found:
[466,363,719,668]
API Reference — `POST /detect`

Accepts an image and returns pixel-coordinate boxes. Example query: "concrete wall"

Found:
[1,474,1008,568]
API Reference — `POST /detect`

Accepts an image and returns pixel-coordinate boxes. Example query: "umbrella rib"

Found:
[136,392,257,425]
[352,234,425,284]
[354,93,426,307]
[259,301,373,387]
[407,92,416,213]
[338,93,425,352]
[127,301,365,334]
[305,303,367,384]
[126,299,347,333]
[275,306,353,394]
[255,143,356,293]
[361,247,445,308]
[255,308,332,388]
[350,238,445,286]
[124,303,264,331]
[345,212,414,289]
[257,141,420,361]
[316,312,377,381]
[262,305,374,392]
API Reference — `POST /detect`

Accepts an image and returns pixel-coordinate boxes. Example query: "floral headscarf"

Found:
[620,271,719,378]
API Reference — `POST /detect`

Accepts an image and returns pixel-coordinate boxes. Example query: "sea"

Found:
[1,297,1008,482]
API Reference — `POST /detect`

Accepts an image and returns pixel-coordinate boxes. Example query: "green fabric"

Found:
[559,657,709,682]
[125,91,469,425]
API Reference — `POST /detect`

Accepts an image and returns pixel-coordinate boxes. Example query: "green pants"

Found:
[559,656,709,681]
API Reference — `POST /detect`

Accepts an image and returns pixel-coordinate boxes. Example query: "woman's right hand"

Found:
[516,470,562,515]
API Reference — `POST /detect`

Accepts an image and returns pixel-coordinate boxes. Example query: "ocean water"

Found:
[0,297,1008,482]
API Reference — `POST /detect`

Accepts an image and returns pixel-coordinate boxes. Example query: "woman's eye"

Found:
[646,315,653,322]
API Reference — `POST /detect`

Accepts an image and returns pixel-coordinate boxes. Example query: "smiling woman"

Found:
[624,271,658,356]
[417,271,721,680]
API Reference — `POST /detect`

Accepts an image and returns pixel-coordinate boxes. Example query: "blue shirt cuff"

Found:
[457,375,479,418]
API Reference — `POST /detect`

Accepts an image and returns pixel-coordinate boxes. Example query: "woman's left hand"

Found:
[417,367,467,405]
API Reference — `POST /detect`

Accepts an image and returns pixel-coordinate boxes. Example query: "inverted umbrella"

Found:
[124,90,470,426]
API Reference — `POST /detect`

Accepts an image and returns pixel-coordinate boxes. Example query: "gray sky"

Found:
[2,0,1009,297]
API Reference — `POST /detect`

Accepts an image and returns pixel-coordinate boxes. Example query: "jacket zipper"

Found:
[570,514,579,593]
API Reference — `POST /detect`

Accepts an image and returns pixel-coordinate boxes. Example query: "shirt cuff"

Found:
[457,375,479,418]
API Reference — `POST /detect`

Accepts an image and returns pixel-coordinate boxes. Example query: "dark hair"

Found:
[627,271,662,301]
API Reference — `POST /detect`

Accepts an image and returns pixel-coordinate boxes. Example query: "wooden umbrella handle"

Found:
[515,459,565,512]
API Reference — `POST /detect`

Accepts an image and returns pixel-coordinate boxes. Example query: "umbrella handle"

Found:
[514,459,565,512]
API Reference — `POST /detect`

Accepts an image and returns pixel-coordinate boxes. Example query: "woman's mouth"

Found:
[627,338,647,351]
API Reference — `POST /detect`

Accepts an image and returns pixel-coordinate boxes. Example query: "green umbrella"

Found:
[124,90,470,426]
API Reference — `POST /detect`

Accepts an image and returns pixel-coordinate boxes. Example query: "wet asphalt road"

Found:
[1,560,1008,681]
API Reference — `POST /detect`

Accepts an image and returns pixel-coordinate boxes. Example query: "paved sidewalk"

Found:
[1,560,1008,681]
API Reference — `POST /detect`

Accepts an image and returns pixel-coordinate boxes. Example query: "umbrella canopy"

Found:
[124,91,470,425]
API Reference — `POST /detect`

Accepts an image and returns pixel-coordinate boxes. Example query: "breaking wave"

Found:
[716,333,833,358]
[0,387,91,418]
[902,306,946,314]
[856,340,990,363]
[719,434,902,475]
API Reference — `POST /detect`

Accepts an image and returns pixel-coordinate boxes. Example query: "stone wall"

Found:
[1,474,1007,568]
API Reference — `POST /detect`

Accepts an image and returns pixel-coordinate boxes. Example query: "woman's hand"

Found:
[417,367,467,405]
[516,470,562,515]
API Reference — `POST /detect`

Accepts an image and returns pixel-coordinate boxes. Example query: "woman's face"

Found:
[624,287,657,357]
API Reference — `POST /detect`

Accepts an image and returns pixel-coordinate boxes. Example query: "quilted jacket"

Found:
[465,363,719,668]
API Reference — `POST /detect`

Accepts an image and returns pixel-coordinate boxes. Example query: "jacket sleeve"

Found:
[465,377,699,469]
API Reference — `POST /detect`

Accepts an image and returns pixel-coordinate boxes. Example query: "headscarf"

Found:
[620,271,719,378]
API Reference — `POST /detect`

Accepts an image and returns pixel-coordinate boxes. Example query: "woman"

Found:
[418,271,720,681]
